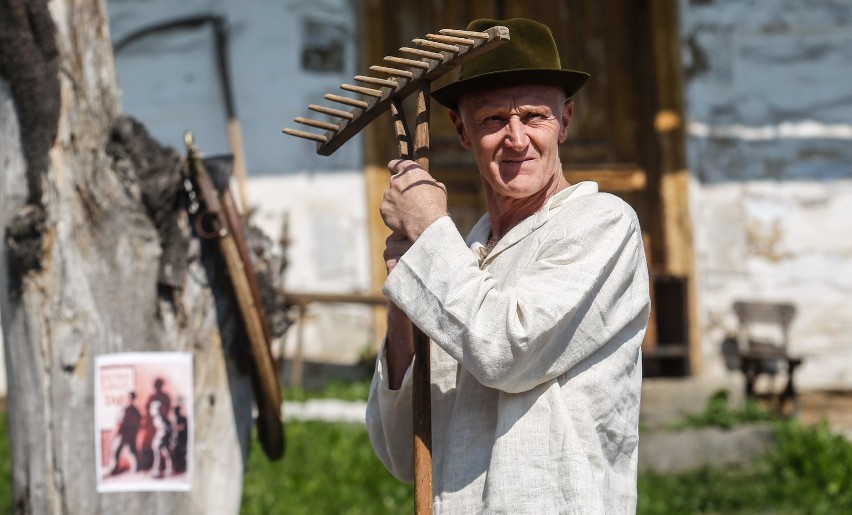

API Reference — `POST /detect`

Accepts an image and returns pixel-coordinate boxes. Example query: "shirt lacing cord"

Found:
[471,241,489,265]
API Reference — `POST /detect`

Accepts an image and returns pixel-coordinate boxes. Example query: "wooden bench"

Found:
[733,301,803,417]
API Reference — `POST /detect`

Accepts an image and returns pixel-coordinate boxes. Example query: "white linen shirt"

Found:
[366,182,650,514]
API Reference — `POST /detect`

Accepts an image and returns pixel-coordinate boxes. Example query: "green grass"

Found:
[241,421,412,514]
[638,464,783,515]
[1,410,11,514]
[283,379,372,403]
[2,385,852,514]
[638,389,852,514]
[638,420,852,515]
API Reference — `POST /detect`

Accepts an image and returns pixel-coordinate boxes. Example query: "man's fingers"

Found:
[384,233,413,273]
[388,159,425,177]
[388,159,414,176]
[385,234,413,254]
[388,159,404,175]
[383,158,448,241]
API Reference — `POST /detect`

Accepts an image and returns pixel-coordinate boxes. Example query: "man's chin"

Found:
[498,160,534,172]
[495,181,544,199]
[496,163,533,184]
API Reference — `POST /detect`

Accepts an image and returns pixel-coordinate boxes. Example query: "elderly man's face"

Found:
[451,85,573,200]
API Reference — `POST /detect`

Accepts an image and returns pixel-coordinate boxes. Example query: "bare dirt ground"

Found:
[797,390,852,439]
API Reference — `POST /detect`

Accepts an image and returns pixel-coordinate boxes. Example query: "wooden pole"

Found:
[389,86,433,514]
[227,119,251,213]
[411,81,433,515]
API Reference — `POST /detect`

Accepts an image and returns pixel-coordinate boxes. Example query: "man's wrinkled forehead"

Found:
[456,84,567,114]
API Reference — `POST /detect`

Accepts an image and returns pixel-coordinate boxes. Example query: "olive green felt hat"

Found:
[431,18,590,109]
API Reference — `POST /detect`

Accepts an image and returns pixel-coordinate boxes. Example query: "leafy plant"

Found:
[764,420,852,513]
[670,389,777,430]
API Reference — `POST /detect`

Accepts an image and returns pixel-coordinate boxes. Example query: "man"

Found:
[140,377,171,470]
[149,400,173,479]
[366,17,650,513]
[172,404,188,474]
[109,391,141,475]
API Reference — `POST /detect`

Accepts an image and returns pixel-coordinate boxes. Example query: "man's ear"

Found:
[558,100,575,144]
[449,109,471,149]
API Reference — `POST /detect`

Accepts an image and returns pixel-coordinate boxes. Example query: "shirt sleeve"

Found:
[383,195,649,394]
[365,340,415,482]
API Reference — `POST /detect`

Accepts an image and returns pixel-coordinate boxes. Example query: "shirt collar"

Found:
[467,181,599,264]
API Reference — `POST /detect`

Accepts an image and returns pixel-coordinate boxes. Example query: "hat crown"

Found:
[459,18,562,81]
[431,17,590,108]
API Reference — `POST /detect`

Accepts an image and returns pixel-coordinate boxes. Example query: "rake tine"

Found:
[438,28,490,39]
[369,65,415,79]
[411,38,459,53]
[399,47,445,60]
[324,93,370,109]
[308,104,354,120]
[294,117,339,131]
[355,75,400,89]
[341,84,384,97]
[426,33,476,46]
[384,56,430,70]
[282,128,327,142]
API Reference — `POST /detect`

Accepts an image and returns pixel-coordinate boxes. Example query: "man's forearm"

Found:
[386,303,414,390]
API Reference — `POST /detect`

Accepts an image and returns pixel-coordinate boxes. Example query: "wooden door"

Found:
[360,0,697,375]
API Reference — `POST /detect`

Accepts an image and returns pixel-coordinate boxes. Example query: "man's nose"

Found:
[503,116,528,150]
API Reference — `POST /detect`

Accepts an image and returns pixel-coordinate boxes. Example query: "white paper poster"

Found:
[95,352,193,492]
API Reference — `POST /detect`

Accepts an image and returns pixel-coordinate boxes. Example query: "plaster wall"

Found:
[108,0,374,365]
[679,0,852,389]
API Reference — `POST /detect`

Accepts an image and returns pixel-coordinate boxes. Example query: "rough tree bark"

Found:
[0,0,268,513]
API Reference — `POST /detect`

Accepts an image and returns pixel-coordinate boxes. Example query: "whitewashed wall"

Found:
[680,0,852,389]
[108,0,374,365]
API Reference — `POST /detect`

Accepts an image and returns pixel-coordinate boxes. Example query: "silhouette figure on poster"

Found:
[108,391,141,475]
[149,400,173,478]
[139,377,172,471]
[172,405,188,474]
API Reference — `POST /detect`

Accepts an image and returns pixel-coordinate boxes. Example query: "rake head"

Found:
[283,25,509,156]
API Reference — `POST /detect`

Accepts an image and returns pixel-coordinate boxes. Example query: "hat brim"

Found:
[432,69,590,109]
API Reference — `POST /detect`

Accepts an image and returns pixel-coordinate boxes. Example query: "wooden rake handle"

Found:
[390,83,434,514]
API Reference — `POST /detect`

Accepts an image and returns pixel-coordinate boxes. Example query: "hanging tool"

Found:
[184,131,285,460]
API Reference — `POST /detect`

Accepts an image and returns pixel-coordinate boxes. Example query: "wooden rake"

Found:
[283,24,509,514]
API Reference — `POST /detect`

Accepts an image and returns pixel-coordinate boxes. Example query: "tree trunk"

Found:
[0,0,257,513]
